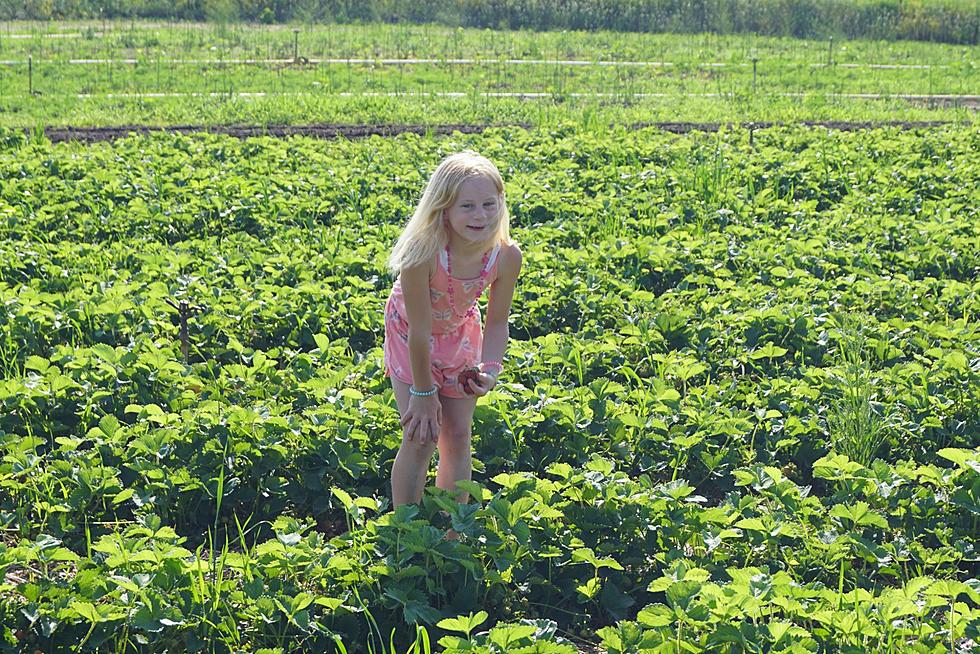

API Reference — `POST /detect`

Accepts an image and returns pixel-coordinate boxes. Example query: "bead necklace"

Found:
[445,245,490,319]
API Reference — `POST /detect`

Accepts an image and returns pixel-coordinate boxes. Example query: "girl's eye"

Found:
[484,202,496,209]
[462,203,474,209]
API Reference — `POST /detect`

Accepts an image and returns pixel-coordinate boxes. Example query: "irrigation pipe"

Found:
[63,91,980,101]
[0,58,966,69]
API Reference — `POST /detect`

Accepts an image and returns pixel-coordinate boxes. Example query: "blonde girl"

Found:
[383,151,523,506]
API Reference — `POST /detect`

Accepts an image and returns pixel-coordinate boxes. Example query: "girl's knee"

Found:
[438,429,471,455]
[399,435,437,456]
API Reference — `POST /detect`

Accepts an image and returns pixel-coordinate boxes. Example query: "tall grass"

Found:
[826,315,898,466]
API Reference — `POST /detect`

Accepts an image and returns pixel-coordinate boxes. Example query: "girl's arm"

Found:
[399,260,436,390]
[399,260,442,444]
[475,243,523,390]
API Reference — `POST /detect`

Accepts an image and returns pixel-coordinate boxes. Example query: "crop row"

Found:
[4,91,977,132]
[5,57,974,97]
[0,124,978,651]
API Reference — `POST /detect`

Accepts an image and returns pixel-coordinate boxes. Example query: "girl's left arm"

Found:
[480,243,523,378]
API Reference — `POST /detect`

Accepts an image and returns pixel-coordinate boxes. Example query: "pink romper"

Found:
[383,243,502,398]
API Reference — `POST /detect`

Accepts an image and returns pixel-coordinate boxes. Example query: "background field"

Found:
[0,22,977,127]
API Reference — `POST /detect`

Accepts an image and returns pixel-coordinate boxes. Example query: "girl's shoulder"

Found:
[398,253,439,284]
[495,240,523,278]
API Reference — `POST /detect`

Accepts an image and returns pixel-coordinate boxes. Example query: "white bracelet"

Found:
[409,385,437,397]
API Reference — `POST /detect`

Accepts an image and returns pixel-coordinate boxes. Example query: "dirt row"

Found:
[41,120,958,143]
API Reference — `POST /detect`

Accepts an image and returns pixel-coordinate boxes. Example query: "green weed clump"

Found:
[826,314,901,466]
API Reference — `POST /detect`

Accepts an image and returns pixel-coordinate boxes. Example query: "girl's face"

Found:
[443,176,500,246]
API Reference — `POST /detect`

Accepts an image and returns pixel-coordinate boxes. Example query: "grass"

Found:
[826,315,898,466]
[1,20,976,63]
[0,20,975,128]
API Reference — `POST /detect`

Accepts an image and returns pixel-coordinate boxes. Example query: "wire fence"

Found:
[59,91,978,101]
[2,22,973,106]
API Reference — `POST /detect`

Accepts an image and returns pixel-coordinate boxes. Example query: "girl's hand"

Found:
[465,372,497,397]
[401,393,442,445]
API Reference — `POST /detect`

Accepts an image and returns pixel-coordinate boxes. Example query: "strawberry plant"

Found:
[1,123,977,652]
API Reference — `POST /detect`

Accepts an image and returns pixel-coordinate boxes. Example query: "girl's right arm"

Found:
[398,261,442,444]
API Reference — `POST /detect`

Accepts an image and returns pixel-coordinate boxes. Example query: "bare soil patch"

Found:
[42,123,529,144]
[40,120,959,143]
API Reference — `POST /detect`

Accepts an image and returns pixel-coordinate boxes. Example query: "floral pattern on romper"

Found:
[383,244,501,398]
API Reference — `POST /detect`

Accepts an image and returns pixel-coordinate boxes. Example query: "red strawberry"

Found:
[457,366,481,393]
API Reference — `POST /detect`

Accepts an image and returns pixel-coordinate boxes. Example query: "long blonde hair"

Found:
[387,151,510,274]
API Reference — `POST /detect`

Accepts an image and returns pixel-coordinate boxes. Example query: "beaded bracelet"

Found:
[409,385,438,397]
[480,360,503,378]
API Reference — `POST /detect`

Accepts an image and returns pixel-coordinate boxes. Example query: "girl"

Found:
[383,151,522,507]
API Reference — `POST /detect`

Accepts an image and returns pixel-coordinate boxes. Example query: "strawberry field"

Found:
[0,123,978,652]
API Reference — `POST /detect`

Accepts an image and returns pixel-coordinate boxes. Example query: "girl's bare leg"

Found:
[390,378,437,506]
[434,394,477,503]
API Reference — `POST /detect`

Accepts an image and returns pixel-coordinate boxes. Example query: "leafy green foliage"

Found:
[0,124,977,652]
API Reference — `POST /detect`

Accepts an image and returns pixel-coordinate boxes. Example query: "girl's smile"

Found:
[444,176,500,251]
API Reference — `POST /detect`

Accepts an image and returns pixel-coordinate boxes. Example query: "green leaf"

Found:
[98,415,121,438]
[402,600,441,625]
[436,636,467,651]
[546,462,573,479]
[488,624,536,649]
[132,615,164,634]
[112,489,135,505]
[277,532,302,546]
[942,350,969,372]
[938,448,980,474]
[576,577,602,600]
[25,355,51,373]
[129,550,158,563]
[454,479,486,501]
[600,580,636,620]
[109,575,140,593]
[666,580,702,613]
[648,562,711,592]
[637,604,675,627]
[71,601,102,623]
[49,547,80,562]
[926,579,971,599]
[734,517,768,532]
[829,502,888,529]
[437,611,488,636]
[750,343,788,360]
[812,453,868,480]
[331,487,355,511]
[313,333,331,352]
[571,547,599,567]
